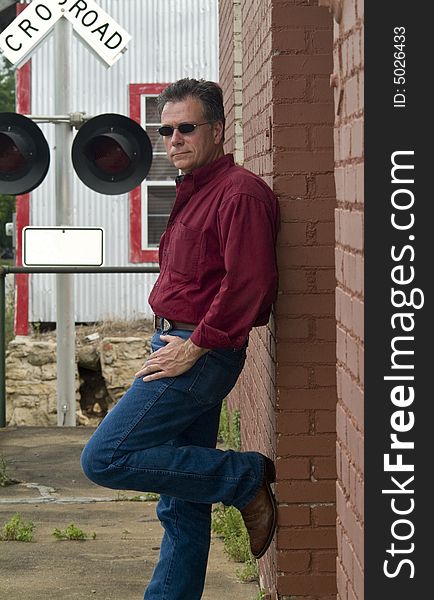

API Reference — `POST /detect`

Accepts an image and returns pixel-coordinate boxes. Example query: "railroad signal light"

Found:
[71,113,153,195]
[0,112,152,196]
[0,112,50,195]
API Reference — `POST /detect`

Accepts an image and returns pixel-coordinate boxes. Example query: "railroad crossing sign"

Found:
[0,0,132,67]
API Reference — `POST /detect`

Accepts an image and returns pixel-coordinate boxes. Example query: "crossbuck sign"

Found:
[0,0,131,67]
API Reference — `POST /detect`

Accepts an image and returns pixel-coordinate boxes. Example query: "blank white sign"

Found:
[23,227,104,266]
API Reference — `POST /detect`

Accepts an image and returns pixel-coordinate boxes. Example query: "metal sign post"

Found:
[54,17,75,426]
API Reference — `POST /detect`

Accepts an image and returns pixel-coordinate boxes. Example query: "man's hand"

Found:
[135,335,209,382]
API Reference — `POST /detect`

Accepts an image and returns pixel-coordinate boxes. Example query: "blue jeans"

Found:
[80,329,266,600]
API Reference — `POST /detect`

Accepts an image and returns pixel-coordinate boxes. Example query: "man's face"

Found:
[160,97,224,173]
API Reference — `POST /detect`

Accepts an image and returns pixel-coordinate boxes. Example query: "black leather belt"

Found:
[154,315,196,333]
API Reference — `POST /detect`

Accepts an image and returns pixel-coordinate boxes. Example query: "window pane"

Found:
[148,216,170,247]
[146,97,160,124]
[148,186,175,215]
[146,127,166,153]
[148,155,178,181]
[147,186,175,247]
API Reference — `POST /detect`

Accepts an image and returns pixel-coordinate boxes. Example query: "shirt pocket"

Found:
[169,221,203,282]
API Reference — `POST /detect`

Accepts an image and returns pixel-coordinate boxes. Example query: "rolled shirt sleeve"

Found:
[190,193,279,349]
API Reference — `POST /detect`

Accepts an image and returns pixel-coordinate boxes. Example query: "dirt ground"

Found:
[0,426,260,600]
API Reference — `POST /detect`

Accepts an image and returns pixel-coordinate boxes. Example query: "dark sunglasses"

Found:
[157,122,211,137]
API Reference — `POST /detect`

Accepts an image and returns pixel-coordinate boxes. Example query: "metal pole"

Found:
[0,269,6,428]
[54,19,76,427]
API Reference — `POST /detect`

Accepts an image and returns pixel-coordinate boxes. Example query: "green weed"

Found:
[218,400,241,451]
[0,513,34,542]
[211,504,258,582]
[52,523,95,541]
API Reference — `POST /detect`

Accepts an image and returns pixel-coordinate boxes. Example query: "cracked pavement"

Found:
[0,426,259,600]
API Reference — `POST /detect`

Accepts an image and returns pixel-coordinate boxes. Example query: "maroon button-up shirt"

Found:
[148,154,279,349]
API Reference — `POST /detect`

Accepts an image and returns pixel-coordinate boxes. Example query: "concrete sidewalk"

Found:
[0,427,259,600]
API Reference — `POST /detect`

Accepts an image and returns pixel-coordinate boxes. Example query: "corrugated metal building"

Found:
[15,0,219,323]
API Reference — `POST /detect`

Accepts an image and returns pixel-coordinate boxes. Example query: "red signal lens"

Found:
[85,135,131,175]
[0,132,26,173]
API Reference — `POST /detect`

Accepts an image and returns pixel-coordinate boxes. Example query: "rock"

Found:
[77,344,100,371]
[8,407,50,426]
[100,337,150,404]
[5,326,153,425]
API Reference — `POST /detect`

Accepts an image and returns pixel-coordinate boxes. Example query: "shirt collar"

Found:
[178,154,235,190]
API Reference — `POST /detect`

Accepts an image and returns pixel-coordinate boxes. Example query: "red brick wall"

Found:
[272,3,337,599]
[219,0,236,156]
[220,1,338,598]
[332,2,364,600]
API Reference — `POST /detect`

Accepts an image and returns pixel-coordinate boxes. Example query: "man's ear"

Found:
[213,120,225,145]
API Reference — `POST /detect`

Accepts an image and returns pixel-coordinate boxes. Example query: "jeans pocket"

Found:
[188,351,245,406]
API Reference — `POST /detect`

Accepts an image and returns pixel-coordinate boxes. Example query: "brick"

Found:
[316,269,336,292]
[277,573,337,595]
[353,551,364,599]
[274,150,334,172]
[342,164,357,204]
[280,198,336,221]
[277,456,311,480]
[278,505,311,527]
[336,403,347,445]
[334,166,345,201]
[312,505,337,527]
[346,334,359,379]
[277,434,336,457]
[315,410,336,433]
[312,549,337,572]
[277,388,337,410]
[276,294,335,317]
[279,340,336,363]
[336,559,348,600]
[312,75,334,102]
[273,124,309,148]
[279,222,314,245]
[272,6,333,28]
[277,550,311,573]
[315,365,337,386]
[312,125,334,148]
[278,246,335,267]
[314,173,336,196]
[273,29,307,51]
[277,365,310,388]
[316,221,335,244]
[351,297,364,340]
[274,102,334,125]
[342,535,354,584]
[274,174,308,196]
[276,411,310,434]
[313,456,338,479]
[278,526,337,550]
[350,118,363,159]
[315,318,336,342]
[277,315,311,338]
[312,29,333,53]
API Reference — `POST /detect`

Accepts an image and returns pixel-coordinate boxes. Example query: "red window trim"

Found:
[129,83,169,263]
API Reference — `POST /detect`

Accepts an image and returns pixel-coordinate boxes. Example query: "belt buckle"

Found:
[161,318,173,334]
[154,315,173,334]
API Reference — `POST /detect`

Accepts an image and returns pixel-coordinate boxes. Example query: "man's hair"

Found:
[157,78,225,126]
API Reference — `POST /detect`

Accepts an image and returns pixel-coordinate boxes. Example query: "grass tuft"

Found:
[52,523,96,541]
[0,513,34,542]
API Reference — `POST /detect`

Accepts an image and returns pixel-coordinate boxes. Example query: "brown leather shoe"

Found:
[240,455,277,559]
